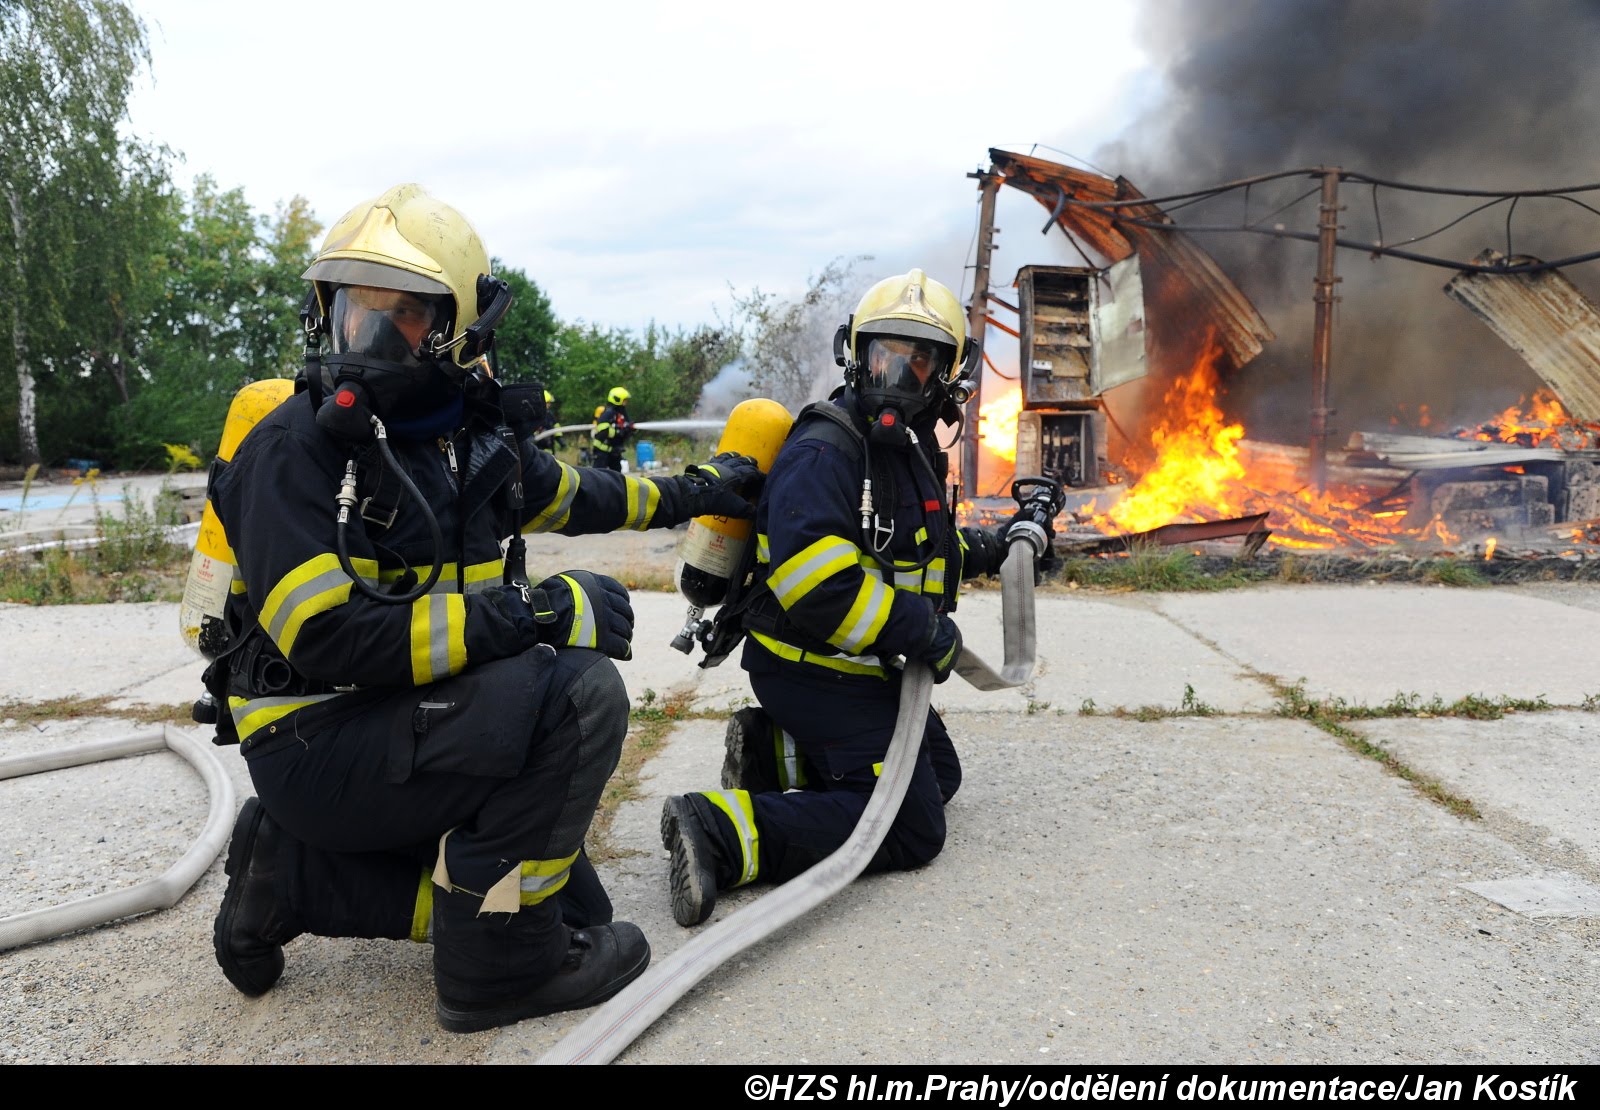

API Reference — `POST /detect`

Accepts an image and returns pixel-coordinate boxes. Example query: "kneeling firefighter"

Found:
[203,183,763,1032]
[660,268,1056,927]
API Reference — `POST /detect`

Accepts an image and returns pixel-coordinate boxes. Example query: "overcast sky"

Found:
[122,0,1155,334]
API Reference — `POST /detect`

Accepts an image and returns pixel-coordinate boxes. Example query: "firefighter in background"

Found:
[659,269,1053,927]
[206,183,763,1032]
[591,386,634,471]
[537,387,563,453]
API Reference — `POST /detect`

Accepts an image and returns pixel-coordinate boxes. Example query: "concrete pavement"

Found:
[2,580,1599,1064]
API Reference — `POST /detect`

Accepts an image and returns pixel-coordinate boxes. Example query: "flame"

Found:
[1460,388,1600,449]
[1484,536,1497,560]
[1088,338,1245,533]
[979,384,1022,464]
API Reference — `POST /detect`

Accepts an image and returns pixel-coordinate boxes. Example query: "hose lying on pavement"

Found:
[537,534,1043,1065]
[0,724,237,952]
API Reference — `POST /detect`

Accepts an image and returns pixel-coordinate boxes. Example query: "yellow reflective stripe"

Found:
[261,552,363,657]
[703,790,759,886]
[411,869,434,943]
[229,693,337,742]
[229,578,248,595]
[757,533,770,564]
[558,574,596,647]
[871,762,883,777]
[463,560,503,591]
[623,476,661,530]
[518,850,580,906]
[410,593,466,684]
[769,536,859,606]
[523,462,581,533]
[915,526,929,545]
[830,573,892,653]
[923,558,946,594]
[748,631,887,677]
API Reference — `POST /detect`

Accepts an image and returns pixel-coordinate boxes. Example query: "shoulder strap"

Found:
[788,401,864,464]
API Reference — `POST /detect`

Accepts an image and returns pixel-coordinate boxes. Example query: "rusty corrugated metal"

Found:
[988,149,1275,370]
[1444,248,1600,424]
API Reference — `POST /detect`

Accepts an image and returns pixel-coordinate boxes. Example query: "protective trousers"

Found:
[743,666,961,885]
[242,646,629,997]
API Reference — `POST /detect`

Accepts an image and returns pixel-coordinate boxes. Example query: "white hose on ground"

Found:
[537,534,1042,1064]
[0,724,237,952]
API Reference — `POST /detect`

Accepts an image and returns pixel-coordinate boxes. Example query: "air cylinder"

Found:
[674,398,793,608]
[178,378,295,658]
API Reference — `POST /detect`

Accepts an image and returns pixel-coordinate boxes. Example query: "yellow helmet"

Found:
[608,386,631,405]
[847,268,968,371]
[304,183,505,372]
[544,389,555,404]
[834,269,979,426]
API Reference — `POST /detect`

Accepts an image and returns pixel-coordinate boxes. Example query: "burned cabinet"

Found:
[1017,259,1148,406]
[1014,258,1147,489]
[1017,410,1098,487]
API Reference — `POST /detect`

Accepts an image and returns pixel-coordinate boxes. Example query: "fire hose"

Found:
[0,724,237,952]
[535,522,1049,1065]
[532,419,727,444]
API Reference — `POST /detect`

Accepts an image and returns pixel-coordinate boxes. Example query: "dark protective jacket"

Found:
[211,388,696,749]
[591,402,633,456]
[740,397,983,682]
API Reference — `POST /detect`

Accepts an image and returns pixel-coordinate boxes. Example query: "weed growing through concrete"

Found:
[0,482,188,604]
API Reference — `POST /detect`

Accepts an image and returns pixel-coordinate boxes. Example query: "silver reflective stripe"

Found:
[769,538,856,604]
[563,574,597,648]
[835,575,891,653]
[427,594,453,678]
[779,728,803,790]
[265,565,354,643]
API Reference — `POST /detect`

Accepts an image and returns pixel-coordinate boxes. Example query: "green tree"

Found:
[0,0,157,466]
[490,259,558,386]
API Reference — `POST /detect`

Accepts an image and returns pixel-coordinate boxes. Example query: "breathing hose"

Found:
[536,528,1046,1065]
[334,418,443,604]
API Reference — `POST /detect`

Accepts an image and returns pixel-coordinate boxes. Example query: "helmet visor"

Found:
[864,336,954,399]
[329,285,446,367]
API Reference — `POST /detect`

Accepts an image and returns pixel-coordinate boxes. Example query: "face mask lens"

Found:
[329,285,443,366]
[865,337,952,396]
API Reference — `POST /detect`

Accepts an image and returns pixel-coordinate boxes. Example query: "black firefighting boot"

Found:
[213,796,303,997]
[659,793,745,928]
[432,887,651,1034]
[721,706,784,794]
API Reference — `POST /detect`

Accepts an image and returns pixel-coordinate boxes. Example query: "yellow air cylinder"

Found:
[178,378,295,658]
[674,398,794,608]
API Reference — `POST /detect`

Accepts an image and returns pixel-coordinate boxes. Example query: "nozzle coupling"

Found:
[1003,519,1049,560]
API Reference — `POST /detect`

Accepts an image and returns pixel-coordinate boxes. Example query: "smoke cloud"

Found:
[1095,0,1600,441]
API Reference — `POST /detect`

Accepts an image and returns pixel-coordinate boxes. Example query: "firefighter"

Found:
[537,387,563,453]
[591,386,634,471]
[206,183,763,1032]
[659,268,1053,927]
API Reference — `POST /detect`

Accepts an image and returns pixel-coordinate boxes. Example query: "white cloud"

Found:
[126,0,1150,330]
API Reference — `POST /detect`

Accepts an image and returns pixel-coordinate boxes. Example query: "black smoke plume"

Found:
[1096,0,1600,441]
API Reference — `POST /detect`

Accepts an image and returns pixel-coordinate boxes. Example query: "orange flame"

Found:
[1088,337,1244,533]
[979,384,1022,464]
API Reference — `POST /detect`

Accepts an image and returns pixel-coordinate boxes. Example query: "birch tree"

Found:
[0,0,152,465]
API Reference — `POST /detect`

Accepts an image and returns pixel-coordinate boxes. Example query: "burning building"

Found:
[955,148,1600,556]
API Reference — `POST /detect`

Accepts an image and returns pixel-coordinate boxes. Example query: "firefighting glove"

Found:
[959,525,1007,580]
[680,452,764,520]
[529,571,635,661]
[916,612,963,685]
